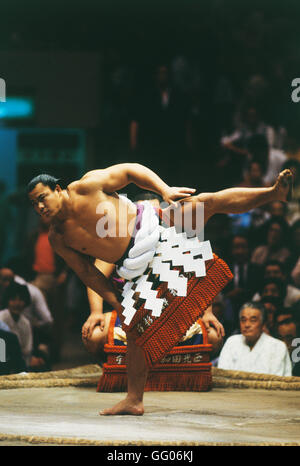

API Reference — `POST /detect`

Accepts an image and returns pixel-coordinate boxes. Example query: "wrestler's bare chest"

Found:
[57,191,137,263]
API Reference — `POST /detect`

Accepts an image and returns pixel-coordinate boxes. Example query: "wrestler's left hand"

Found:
[82,312,105,340]
[162,187,196,205]
[202,312,225,339]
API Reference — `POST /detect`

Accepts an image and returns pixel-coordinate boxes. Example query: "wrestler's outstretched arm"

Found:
[49,231,122,313]
[79,163,196,204]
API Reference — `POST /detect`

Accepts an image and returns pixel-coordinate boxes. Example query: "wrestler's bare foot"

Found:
[99,397,144,416]
[274,169,293,202]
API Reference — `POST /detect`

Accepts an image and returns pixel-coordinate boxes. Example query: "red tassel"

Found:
[145,371,212,392]
[97,363,213,393]
[97,365,128,392]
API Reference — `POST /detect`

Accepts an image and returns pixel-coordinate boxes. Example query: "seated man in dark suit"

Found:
[252,260,300,308]
[224,234,263,320]
[275,309,300,377]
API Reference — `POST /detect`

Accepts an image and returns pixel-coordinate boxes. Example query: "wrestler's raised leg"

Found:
[199,169,293,223]
[100,332,148,416]
[163,169,293,229]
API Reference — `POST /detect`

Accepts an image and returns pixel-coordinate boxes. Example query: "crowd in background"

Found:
[0,5,300,377]
[98,6,300,191]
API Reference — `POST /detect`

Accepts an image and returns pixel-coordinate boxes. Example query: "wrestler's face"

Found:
[240,307,263,345]
[29,183,62,219]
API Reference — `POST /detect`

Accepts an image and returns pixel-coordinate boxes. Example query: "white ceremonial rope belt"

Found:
[116,202,213,325]
[116,201,161,281]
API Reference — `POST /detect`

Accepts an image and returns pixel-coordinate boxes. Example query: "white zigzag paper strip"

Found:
[152,228,213,290]
[151,257,187,296]
[121,285,137,325]
[121,273,164,324]
[135,275,164,317]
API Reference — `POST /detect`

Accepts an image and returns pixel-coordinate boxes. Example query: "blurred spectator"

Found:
[252,260,300,308]
[0,320,11,333]
[259,277,287,306]
[0,181,11,265]
[224,234,263,316]
[211,293,235,343]
[218,302,292,376]
[205,214,232,259]
[287,220,300,287]
[100,48,135,159]
[290,300,300,323]
[242,72,269,111]
[285,132,300,164]
[247,134,287,186]
[235,159,271,235]
[268,201,288,220]
[222,105,275,153]
[212,61,235,136]
[239,160,268,188]
[24,215,68,363]
[261,295,283,336]
[249,207,271,233]
[0,327,27,375]
[186,75,216,156]
[64,270,90,332]
[291,261,300,290]
[0,266,53,368]
[251,216,291,266]
[171,53,193,95]
[25,216,67,306]
[0,282,33,368]
[0,266,53,330]
[275,310,300,376]
[281,159,300,224]
[221,109,286,184]
[129,63,189,184]
[230,103,275,147]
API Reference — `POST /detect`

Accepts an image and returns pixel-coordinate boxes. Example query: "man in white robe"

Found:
[218,302,292,376]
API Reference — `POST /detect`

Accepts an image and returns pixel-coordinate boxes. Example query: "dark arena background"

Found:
[0,0,300,449]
